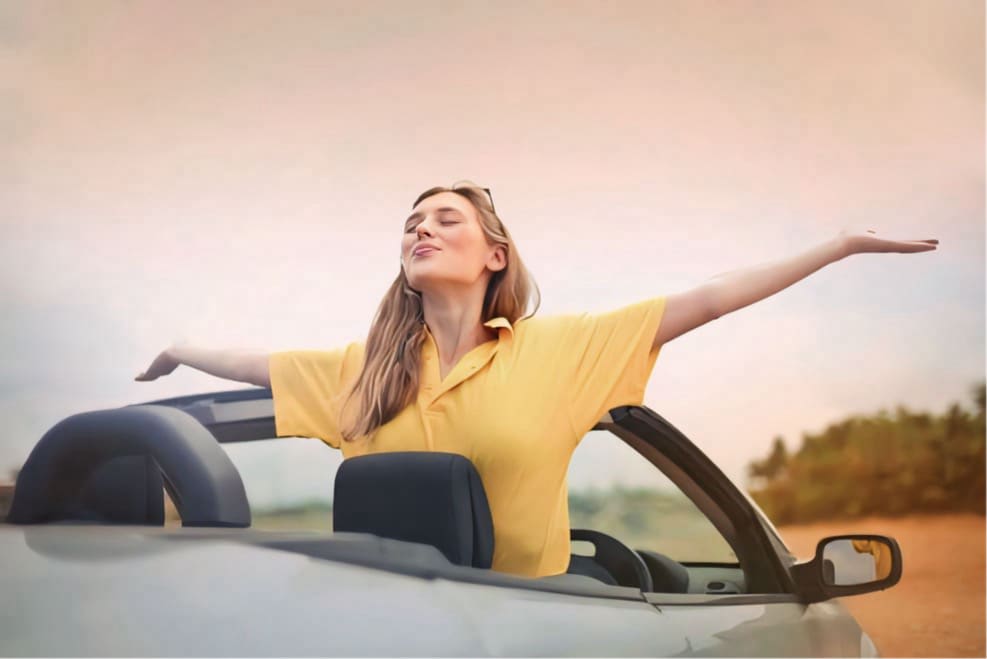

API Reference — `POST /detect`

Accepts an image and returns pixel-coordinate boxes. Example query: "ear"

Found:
[486,244,507,272]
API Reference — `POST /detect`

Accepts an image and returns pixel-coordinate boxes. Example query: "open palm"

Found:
[840,229,939,255]
[135,349,179,381]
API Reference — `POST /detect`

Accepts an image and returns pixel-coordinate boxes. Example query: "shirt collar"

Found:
[483,316,515,338]
[420,316,514,339]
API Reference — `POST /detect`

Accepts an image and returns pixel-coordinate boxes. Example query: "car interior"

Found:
[6,398,755,599]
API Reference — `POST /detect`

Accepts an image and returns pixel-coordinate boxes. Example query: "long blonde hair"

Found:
[339,181,540,441]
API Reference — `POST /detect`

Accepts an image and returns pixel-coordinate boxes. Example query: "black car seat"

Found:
[333,451,494,569]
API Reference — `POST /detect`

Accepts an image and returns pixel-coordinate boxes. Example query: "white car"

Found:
[2,387,901,656]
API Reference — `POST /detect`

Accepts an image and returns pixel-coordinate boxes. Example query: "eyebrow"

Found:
[404,206,464,225]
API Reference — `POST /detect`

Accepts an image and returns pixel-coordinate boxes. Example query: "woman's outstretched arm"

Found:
[135,344,271,387]
[652,230,939,350]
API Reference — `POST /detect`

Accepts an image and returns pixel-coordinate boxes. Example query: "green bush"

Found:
[747,382,985,524]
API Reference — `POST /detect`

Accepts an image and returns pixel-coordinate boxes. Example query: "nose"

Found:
[416,221,434,239]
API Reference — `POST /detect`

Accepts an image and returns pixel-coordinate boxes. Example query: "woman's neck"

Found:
[421,289,496,378]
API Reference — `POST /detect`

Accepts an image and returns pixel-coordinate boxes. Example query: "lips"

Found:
[412,243,440,257]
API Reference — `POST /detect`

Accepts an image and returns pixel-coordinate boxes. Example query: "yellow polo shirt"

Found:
[269,296,667,578]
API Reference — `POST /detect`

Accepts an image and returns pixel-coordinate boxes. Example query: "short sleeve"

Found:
[268,343,364,449]
[558,296,667,434]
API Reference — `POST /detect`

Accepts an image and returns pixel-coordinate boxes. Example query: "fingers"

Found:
[904,244,937,252]
[135,351,175,381]
[891,239,938,251]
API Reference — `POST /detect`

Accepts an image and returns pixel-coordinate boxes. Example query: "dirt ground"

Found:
[777,513,985,658]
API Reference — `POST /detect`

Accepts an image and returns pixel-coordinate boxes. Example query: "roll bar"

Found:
[7,405,250,527]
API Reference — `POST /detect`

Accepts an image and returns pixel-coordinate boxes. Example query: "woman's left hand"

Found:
[838,229,939,257]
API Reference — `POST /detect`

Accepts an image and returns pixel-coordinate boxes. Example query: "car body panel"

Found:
[3,526,674,656]
[3,524,870,657]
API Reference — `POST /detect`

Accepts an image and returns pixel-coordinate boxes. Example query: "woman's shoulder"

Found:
[512,297,666,342]
[510,311,584,343]
[515,307,594,329]
[270,341,366,369]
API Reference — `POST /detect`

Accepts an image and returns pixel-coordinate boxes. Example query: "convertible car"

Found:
[1,388,902,656]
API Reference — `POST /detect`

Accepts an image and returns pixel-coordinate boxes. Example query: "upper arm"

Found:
[652,284,720,350]
[268,346,361,447]
[546,297,666,433]
[244,352,272,388]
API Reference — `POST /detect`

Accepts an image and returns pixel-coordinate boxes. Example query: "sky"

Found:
[2,1,984,509]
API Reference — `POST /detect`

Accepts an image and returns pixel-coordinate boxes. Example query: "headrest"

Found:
[332,452,494,569]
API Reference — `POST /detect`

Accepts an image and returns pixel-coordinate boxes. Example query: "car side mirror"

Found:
[792,534,902,603]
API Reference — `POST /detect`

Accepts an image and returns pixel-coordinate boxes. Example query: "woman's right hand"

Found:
[134,343,270,387]
[135,348,180,381]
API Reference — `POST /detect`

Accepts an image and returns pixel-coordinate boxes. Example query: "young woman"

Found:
[135,180,938,578]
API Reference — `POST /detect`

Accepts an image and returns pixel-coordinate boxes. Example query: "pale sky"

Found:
[2,1,984,509]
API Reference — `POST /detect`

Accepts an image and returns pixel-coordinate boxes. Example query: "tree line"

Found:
[746,381,986,524]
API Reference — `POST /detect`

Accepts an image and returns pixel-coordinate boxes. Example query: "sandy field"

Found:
[777,513,985,658]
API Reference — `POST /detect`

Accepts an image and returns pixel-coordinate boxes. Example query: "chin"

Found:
[406,270,471,293]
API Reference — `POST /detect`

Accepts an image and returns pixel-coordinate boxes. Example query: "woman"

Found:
[136,180,938,578]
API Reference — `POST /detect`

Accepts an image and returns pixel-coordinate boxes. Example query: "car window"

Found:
[568,429,737,563]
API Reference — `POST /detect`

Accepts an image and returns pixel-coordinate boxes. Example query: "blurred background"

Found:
[2,1,983,656]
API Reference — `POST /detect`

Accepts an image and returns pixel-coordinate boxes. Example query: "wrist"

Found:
[165,344,187,364]
[830,235,852,261]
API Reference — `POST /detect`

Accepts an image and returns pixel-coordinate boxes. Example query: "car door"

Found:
[568,414,872,657]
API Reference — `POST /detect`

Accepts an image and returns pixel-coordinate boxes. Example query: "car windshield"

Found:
[568,430,737,564]
[203,431,735,566]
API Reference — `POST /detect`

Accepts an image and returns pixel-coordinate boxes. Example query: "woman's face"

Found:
[401,191,506,294]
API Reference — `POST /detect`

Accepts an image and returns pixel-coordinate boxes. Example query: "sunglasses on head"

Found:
[412,186,495,213]
[481,187,496,212]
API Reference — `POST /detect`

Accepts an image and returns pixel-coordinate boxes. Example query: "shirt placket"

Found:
[418,333,440,450]
[419,331,503,405]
